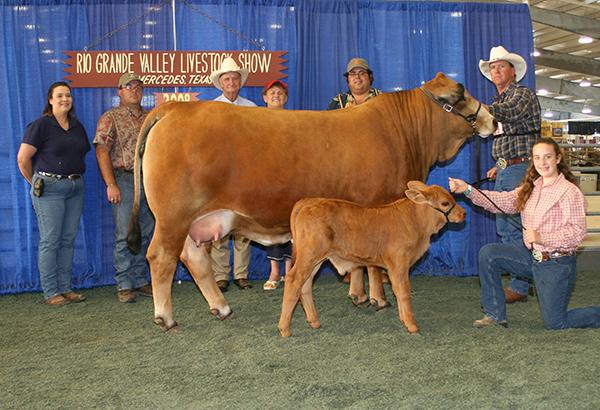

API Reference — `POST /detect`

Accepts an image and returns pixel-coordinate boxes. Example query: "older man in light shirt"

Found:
[209,57,256,292]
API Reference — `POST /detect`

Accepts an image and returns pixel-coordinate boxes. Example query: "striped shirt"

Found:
[489,82,541,161]
[467,173,586,252]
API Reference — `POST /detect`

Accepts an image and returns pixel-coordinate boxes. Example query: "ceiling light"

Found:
[578,36,593,44]
[580,79,592,87]
[582,105,592,114]
[537,89,548,96]
[533,49,540,57]
[543,111,554,118]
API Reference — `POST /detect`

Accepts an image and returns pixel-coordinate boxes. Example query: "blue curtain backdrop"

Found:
[0,0,535,294]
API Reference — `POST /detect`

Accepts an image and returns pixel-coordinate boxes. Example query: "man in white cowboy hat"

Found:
[479,45,541,304]
[209,57,256,291]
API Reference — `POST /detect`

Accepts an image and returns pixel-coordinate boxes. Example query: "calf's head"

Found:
[405,180,465,224]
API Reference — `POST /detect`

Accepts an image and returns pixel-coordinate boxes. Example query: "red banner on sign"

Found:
[63,51,287,88]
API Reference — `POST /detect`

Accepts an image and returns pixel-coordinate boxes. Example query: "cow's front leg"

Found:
[387,260,418,334]
[180,236,232,320]
[348,267,368,306]
[367,266,391,310]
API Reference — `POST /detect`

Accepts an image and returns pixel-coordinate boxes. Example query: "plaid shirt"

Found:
[489,82,541,161]
[328,88,381,110]
[467,173,586,251]
[93,104,148,170]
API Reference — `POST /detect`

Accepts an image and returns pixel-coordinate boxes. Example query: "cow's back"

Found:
[142,93,434,232]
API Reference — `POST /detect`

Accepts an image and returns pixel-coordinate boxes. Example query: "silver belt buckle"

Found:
[532,249,543,263]
[496,158,507,170]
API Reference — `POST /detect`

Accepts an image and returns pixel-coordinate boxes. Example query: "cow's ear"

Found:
[405,189,427,204]
[407,180,426,190]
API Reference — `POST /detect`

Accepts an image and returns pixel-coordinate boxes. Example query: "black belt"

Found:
[37,171,81,180]
[532,250,574,263]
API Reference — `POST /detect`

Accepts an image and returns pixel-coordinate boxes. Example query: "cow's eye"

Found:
[442,201,450,207]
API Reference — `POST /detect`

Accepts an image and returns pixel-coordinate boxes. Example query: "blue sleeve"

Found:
[22,117,47,148]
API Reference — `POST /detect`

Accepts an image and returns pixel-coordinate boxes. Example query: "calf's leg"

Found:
[278,258,321,338]
[180,236,232,320]
[387,259,419,334]
[299,266,322,330]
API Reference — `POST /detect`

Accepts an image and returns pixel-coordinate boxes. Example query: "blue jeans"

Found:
[494,162,530,295]
[479,243,600,329]
[31,173,85,299]
[112,171,154,290]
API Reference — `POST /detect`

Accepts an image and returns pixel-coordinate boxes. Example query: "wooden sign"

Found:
[63,51,287,88]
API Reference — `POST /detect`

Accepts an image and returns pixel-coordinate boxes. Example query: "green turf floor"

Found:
[2,273,599,409]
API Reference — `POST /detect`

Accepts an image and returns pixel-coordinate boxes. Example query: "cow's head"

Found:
[405,180,465,224]
[422,72,496,138]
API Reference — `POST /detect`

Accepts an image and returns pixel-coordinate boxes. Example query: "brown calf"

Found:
[278,181,465,337]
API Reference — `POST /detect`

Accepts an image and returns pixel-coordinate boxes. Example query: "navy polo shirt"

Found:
[22,115,91,175]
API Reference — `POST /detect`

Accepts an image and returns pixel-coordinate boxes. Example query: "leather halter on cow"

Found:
[126,72,495,332]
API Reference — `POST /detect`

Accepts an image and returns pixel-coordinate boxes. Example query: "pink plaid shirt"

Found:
[467,173,586,252]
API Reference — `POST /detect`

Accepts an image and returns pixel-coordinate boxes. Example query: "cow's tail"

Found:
[126,109,162,254]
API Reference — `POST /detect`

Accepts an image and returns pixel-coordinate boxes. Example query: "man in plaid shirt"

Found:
[478,46,541,303]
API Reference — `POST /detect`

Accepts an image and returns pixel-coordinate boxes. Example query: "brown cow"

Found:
[278,181,466,337]
[127,72,495,331]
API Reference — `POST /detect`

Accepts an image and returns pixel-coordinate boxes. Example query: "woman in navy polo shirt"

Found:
[17,81,90,306]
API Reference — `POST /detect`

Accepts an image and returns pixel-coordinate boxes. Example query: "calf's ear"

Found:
[405,189,427,204]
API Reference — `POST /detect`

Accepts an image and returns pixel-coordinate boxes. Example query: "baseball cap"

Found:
[345,57,370,74]
[118,73,143,88]
[262,79,288,94]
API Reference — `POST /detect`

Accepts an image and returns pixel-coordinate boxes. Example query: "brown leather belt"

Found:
[496,157,530,170]
[532,250,574,263]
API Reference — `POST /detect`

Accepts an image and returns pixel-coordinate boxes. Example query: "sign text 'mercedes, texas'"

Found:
[64,51,287,88]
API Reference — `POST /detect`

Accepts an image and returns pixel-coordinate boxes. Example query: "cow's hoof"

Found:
[153,317,179,332]
[278,327,292,338]
[370,298,391,311]
[210,307,233,320]
[348,294,369,307]
[306,319,321,330]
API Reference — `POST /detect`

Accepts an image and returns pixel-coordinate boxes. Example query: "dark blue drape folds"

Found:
[0,0,535,294]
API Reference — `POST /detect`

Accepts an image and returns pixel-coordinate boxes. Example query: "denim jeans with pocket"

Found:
[112,170,154,291]
[478,242,600,329]
[31,173,85,299]
[494,162,530,295]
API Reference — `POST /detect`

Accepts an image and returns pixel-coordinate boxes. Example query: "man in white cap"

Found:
[209,57,256,291]
[328,57,381,109]
[94,73,154,303]
[479,46,541,303]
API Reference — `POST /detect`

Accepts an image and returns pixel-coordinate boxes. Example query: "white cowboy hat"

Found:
[479,46,527,83]
[210,57,249,90]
